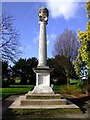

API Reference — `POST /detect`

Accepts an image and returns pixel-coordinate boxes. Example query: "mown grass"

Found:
[70,79,81,84]
[1,83,88,100]
[1,85,34,99]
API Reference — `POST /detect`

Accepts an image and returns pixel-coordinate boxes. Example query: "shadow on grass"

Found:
[67,96,90,114]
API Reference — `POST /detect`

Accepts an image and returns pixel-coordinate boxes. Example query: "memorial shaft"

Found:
[38,22,47,67]
[32,7,54,94]
[38,7,49,67]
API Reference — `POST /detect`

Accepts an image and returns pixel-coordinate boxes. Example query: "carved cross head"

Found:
[38,7,49,24]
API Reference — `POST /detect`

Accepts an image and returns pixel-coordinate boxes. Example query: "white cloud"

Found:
[46,0,79,20]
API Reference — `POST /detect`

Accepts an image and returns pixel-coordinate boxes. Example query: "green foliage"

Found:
[86,1,90,18]
[2,79,10,88]
[2,56,76,86]
[11,57,38,85]
[2,61,11,87]
[73,61,80,77]
[53,85,81,94]
[53,55,76,84]
[78,29,90,68]
[15,79,21,84]
[74,2,90,78]
[77,80,84,86]
[69,79,80,84]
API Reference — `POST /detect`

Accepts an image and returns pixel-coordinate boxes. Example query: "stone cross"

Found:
[38,7,49,67]
[33,7,54,94]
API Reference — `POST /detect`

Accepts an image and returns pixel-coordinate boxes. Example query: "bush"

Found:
[53,84,82,96]
[2,79,10,88]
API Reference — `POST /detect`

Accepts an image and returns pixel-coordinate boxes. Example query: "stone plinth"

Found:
[33,67,54,94]
[31,85,54,94]
[33,67,53,86]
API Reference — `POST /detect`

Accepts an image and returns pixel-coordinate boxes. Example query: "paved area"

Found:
[2,95,20,115]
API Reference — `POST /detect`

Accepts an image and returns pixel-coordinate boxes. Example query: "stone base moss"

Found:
[2,108,88,120]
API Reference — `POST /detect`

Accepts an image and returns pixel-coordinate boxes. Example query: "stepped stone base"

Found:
[9,95,79,109]
[26,93,61,99]
[9,92,79,109]
[21,92,66,106]
[21,99,66,105]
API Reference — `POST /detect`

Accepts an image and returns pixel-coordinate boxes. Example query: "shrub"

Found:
[2,79,10,88]
[53,84,82,96]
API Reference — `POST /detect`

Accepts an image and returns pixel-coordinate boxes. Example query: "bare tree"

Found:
[53,29,80,62]
[0,14,21,63]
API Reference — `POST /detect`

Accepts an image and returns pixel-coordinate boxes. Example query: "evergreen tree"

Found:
[74,2,90,78]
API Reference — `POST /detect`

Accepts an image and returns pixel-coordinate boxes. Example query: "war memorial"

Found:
[8,8,79,112]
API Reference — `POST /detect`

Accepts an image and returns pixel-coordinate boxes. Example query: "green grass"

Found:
[1,83,88,100]
[70,79,80,84]
[7,108,81,115]
[1,85,34,99]
[15,79,21,84]
[2,108,81,120]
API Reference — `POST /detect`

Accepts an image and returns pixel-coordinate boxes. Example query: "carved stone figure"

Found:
[38,7,49,24]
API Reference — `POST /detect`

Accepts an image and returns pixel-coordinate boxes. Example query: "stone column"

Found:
[38,7,49,68]
[32,7,54,94]
[38,22,47,67]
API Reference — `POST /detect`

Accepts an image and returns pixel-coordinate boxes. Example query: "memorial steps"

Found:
[9,92,79,109]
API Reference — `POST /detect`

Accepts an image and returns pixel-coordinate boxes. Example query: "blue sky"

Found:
[2,1,88,59]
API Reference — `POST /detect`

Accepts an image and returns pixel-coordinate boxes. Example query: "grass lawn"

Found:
[70,79,81,84]
[1,83,88,99]
[1,85,34,99]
